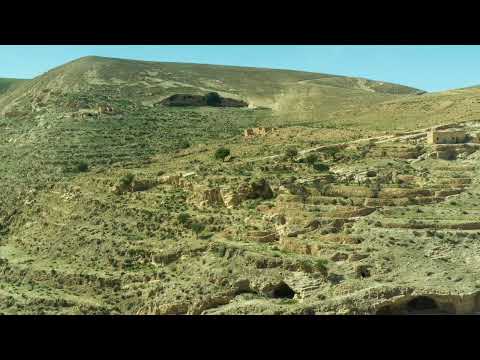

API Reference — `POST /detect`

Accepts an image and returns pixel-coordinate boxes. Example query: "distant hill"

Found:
[0,78,28,95]
[0,56,423,117]
[4,55,480,136]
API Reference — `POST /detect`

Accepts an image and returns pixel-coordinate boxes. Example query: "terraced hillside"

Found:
[2,56,480,314]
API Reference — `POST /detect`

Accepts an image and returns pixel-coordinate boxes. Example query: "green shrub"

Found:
[75,161,89,173]
[177,213,191,226]
[214,147,230,161]
[119,173,135,187]
[191,222,206,239]
[315,258,328,268]
[315,258,329,275]
[312,162,330,172]
[205,92,222,106]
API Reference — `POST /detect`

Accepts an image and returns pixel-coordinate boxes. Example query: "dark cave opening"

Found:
[376,296,447,315]
[272,282,295,299]
[406,296,439,313]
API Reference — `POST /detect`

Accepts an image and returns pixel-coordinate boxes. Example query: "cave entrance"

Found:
[376,296,456,315]
[406,296,439,314]
[272,282,295,299]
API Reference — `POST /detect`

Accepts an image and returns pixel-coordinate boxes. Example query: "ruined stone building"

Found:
[427,128,467,145]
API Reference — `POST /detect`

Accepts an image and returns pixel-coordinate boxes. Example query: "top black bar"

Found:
[3,5,480,44]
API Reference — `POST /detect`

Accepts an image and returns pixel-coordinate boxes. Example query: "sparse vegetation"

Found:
[1,54,479,315]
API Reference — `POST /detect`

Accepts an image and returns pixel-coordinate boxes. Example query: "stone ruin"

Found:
[427,128,467,145]
[244,127,276,139]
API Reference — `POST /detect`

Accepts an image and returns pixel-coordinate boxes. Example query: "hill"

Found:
[0,56,422,115]
[0,78,28,95]
[3,56,480,315]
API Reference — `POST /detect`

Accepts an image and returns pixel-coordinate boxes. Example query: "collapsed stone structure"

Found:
[244,127,276,138]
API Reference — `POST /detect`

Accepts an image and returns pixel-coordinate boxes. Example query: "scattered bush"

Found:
[312,162,330,172]
[119,173,135,187]
[205,92,222,106]
[315,258,329,270]
[285,147,298,160]
[214,147,230,161]
[75,161,89,173]
[177,213,191,226]
[191,222,206,239]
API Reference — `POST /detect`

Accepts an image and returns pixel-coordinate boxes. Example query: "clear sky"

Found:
[1,45,480,92]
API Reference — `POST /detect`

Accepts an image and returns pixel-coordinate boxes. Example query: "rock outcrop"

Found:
[160,93,248,108]
[190,178,274,209]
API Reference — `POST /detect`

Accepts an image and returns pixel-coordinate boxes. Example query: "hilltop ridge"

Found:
[0,56,423,116]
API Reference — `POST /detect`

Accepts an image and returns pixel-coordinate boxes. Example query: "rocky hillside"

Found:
[3,56,480,315]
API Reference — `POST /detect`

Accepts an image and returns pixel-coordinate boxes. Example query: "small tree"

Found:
[191,222,206,239]
[177,213,191,226]
[75,161,89,173]
[205,92,222,106]
[119,173,135,188]
[214,147,230,161]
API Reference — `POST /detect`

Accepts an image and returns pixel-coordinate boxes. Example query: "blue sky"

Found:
[1,45,480,92]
